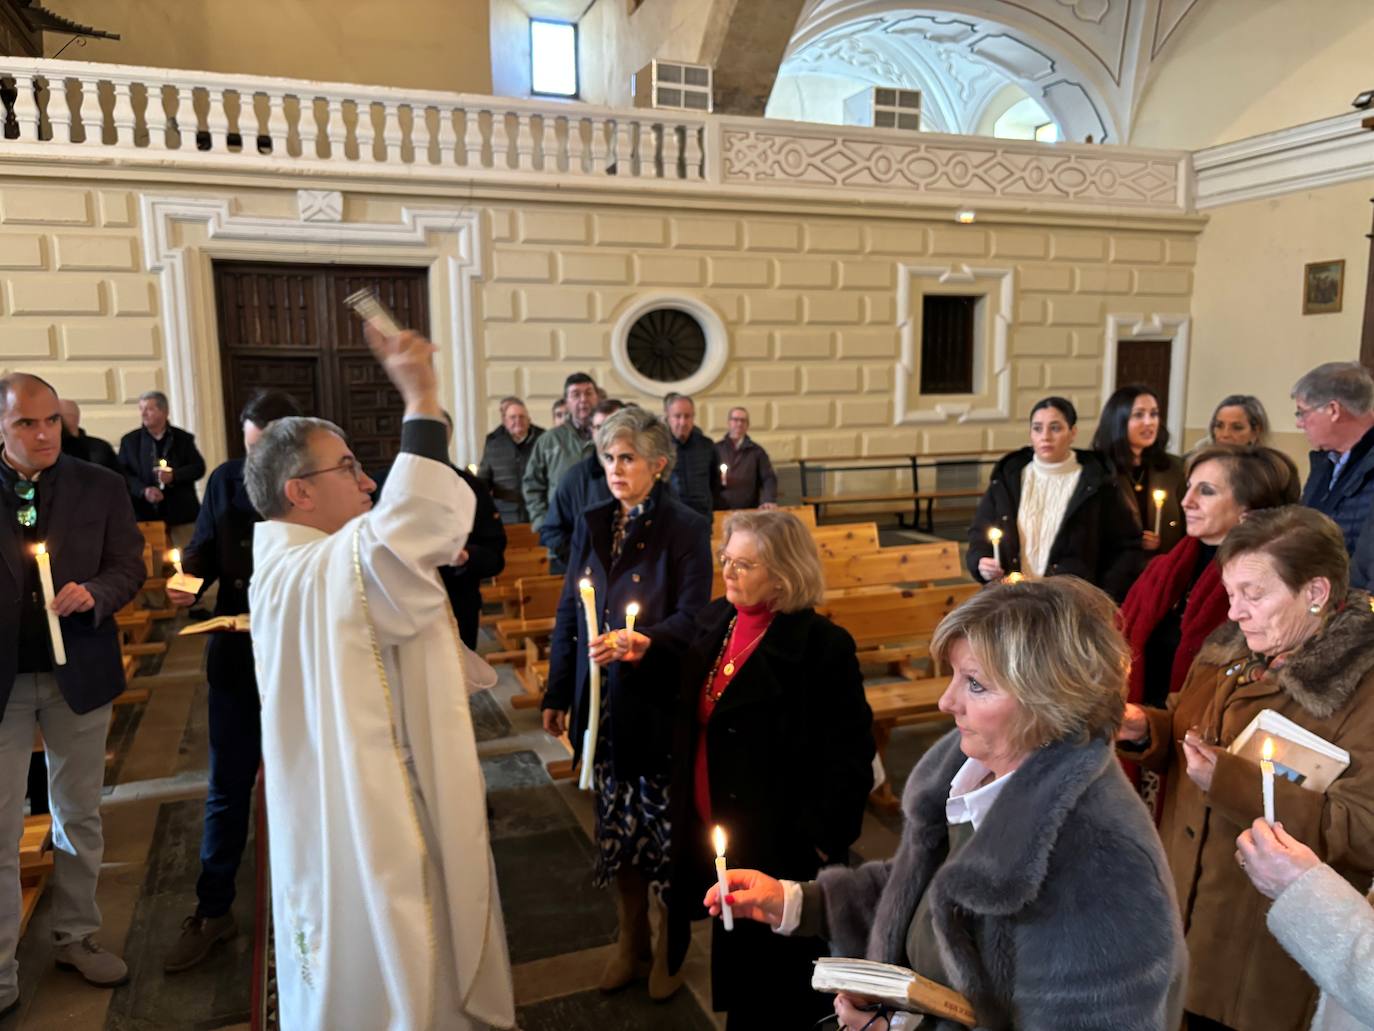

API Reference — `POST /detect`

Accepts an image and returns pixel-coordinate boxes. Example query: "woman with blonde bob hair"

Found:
[660,509,875,1029]
[707,577,1187,1031]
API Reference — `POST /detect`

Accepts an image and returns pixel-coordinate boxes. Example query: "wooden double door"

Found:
[213,261,430,465]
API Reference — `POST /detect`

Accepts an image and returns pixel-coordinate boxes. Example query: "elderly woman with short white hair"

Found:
[708,577,1187,1030]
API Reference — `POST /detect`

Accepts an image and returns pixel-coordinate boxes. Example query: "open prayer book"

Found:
[812,958,976,1026]
[179,614,251,635]
[1228,709,1350,793]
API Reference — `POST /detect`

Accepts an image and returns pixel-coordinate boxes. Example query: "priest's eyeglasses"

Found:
[295,458,367,484]
[12,479,36,528]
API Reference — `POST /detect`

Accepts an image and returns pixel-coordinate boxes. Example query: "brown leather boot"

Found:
[647,893,684,1001]
[599,867,652,992]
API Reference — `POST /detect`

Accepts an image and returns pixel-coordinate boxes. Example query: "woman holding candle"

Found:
[1117,505,1374,1030]
[1093,384,1186,555]
[705,578,1187,1031]
[965,396,1142,600]
[1118,445,1299,809]
[662,510,875,1028]
[541,406,713,999]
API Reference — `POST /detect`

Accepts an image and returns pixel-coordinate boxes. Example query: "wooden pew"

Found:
[864,677,952,809]
[810,522,881,559]
[821,541,962,592]
[19,814,53,939]
[485,547,553,606]
[817,583,979,674]
[503,522,541,551]
[711,505,817,537]
[494,575,563,652]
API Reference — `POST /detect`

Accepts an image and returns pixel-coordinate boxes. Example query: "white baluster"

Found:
[355,99,376,162]
[47,75,74,144]
[462,107,483,167]
[662,123,681,179]
[683,122,703,179]
[588,117,607,173]
[540,113,560,172]
[78,75,102,145]
[324,96,345,159]
[265,89,289,158]
[437,106,458,166]
[514,112,534,170]
[143,83,169,150]
[567,115,586,174]
[9,72,36,141]
[614,119,635,177]
[205,86,230,151]
[491,110,511,169]
[379,100,402,163]
[410,105,432,165]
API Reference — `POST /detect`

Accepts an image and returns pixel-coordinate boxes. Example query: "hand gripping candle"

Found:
[987,527,1003,570]
[34,543,67,665]
[712,825,734,931]
[578,578,601,792]
[1152,489,1167,536]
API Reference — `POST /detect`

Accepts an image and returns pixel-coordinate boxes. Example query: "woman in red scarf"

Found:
[1119,444,1298,808]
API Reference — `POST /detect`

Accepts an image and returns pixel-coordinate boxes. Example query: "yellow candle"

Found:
[167,547,183,577]
[625,601,639,635]
[1152,489,1167,536]
[577,578,601,792]
[719,463,728,486]
[987,527,1003,569]
[1261,737,1276,824]
[712,825,734,931]
[34,543,67,666]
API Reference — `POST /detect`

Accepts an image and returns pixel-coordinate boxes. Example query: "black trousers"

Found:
[196,633,261,918]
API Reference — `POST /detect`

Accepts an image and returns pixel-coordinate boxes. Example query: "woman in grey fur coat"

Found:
[706,578,1187,1031]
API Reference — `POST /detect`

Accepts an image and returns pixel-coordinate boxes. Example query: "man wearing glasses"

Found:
[0,373,146,1016]
[1292,362,1374,568]
[243,328,513,1030]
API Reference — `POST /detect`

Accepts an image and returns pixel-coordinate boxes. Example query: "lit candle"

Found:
[987,527,1003,570]
[625,601,639,635]
[712,825,734,932]
[577,578,601,792]
[1152,489,1167,536]
[1261,737,1276,825]
[719,463,729,486]
[167,547,183,577]
[1005,572,1024,585]
[157,457,169,484]
[33,543,67,666]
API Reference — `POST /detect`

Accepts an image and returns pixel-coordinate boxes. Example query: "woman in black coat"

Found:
[1092,384,1186,556]
[966,396,1143,601]
[663,510,875,1029]
[541,407,713,1000]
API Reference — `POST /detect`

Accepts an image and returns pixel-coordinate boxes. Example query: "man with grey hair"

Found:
[117,389,205,549]
[476,394,543,524]
[715,406,779,510]
[664,393,719,517]
[244,327,513,1030]
[1293,361,1374,558]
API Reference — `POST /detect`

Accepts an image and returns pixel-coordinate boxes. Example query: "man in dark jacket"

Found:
[118,390,206,548]
[715,407,778,510]
[665,394,719,518]
[477,396,543,525]
[58,401,121,477]
[161,389,301,973]
[0,374,146,1011]
[539,399,622,568]
[1293,362,1374,559]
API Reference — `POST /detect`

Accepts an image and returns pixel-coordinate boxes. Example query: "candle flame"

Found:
[719,464,728,473]
[1152,489,1167,506]
[626,602,640,618]
[158,459,168,467]
[167,548,180,565]
[578,578,593,592]
[987,527,1003,543]
[712,825,727,857]
[34,542,46,557]
[1262,737,1274,762]
[466,463,477,474]
[1005,572,1024,584]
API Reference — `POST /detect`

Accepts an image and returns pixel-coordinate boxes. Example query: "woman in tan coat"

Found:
[1118,505,1374,1030]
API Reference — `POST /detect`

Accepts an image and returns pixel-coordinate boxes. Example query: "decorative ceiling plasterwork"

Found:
[779,0,1205,144]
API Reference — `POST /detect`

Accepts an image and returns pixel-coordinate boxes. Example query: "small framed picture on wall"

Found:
[1302,259,1345,315]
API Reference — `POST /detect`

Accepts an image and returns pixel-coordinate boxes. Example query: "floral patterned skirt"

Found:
[589,695,672,900]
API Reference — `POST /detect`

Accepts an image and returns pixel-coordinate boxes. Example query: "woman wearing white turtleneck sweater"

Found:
[966,396,1145,601]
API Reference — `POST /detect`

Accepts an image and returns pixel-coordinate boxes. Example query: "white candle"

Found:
[625,601,639,635]
[34,543,67,666]
[712,825,734,931]
[577,578,601,792]
[1152,489,1167,536]
[1261,737,1276,825]
[987,527,1003,570]
[719,463,728,486]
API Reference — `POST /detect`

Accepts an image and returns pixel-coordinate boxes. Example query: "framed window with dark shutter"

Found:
[920,294,979,394]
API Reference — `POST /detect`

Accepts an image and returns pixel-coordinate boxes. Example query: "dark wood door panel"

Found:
[1115,338,1172,427]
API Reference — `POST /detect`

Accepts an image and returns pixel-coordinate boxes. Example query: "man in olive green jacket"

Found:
[522,373,598,529]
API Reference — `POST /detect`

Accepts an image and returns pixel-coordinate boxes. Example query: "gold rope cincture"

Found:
[352,524,438,1028]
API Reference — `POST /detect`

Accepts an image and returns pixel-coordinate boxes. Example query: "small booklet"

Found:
[166,572,205,595]
[180,614,251,635]
[811,958,976,1027]
[1228,708,1350,793]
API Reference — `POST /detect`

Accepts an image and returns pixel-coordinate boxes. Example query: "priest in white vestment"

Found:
[243,327,514,1031]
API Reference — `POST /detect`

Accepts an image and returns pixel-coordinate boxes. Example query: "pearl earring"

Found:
[1309,603,1322,615]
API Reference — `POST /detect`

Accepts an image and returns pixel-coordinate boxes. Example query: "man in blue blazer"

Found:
[0,374,146,1015]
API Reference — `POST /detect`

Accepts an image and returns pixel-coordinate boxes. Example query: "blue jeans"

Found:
[196,634,261,919]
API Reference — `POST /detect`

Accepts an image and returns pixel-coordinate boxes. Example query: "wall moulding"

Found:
[895,262,1013,426]
[138,195,484,469]
[1101,312,1190,446]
